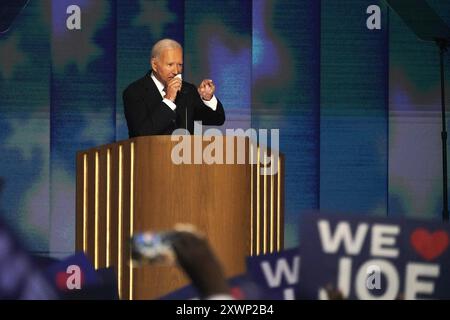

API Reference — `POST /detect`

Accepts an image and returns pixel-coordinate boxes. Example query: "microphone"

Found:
[175,74,189,131]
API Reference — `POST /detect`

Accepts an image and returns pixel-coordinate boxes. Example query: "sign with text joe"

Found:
[298,213,450,299]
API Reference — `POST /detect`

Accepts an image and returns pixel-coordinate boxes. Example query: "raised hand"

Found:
[171,230,229,298]
[197,79,215,101]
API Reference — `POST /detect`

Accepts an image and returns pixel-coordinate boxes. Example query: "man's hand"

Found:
[165,77,182,102]
[171,231,230,298]
[197,79,215,101]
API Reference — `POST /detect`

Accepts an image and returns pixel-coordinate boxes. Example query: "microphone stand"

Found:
[384,0,450,221]
[437,38,449,220]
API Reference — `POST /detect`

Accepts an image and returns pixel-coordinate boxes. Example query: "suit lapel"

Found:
[142,72,190,131]
[143,72,161,104]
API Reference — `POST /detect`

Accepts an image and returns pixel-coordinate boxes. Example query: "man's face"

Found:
[151,47,183,86]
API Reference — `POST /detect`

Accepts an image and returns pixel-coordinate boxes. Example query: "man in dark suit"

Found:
[123,39,225,137]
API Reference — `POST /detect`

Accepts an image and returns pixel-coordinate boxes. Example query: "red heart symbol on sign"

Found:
[55,272,70,291]
[410,228,449,261]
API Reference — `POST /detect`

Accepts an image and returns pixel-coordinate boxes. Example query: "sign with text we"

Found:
[298,213,450,300]
[246,248,300,300]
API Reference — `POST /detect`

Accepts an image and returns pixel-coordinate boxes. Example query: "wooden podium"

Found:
[76,135,284,299]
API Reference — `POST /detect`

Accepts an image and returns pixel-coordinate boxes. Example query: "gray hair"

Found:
[151,39,182,60]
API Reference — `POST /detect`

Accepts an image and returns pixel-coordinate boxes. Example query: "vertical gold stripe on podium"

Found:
[94,152,99,269]
[83,154,88,253]
[129,142,135,300]
[270,154,275,253]
[277,157,281,251]
[118,145,123,298]
[250,142,254,256]
[256,147,260,255]
[106,149,111,267]
[263,150,267,254]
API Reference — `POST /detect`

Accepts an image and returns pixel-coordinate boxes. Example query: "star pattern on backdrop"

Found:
[52,1,108,73]
[133,0,176,39]
[0,35,27,80]
[1,113,50,241]
[4,114,49,161]
[79,113,114,146]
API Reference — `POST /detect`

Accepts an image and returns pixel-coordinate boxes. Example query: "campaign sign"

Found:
[246,248,300,300]
[298,213,450,300]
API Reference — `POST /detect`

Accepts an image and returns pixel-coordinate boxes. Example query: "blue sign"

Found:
[44,252,99,293]
[246,248,300,300]
[298,213,450,299]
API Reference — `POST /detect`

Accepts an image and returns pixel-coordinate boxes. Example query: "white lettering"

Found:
[371,224,399,258]
[405,263,439,300]
[318,220,368,255]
